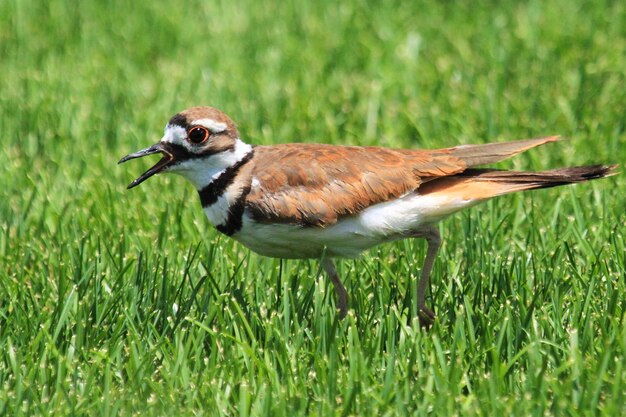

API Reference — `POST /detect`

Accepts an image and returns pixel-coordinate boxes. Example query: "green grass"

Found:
[1,0,625,415]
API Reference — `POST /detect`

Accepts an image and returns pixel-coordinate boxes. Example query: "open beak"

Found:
[118,142,175,189]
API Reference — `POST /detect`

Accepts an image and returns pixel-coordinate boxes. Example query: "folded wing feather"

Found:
[245,137,559,226]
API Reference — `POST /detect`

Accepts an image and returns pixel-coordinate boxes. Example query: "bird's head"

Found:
[119,106,249,189]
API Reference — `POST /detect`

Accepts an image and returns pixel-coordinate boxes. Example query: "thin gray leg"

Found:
[321,258,348,319]
[411,227,441,328]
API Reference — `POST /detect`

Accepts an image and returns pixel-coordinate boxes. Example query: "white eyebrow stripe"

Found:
[191,118,228,133]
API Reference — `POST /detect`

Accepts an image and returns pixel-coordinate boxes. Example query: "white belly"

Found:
[231,192,481,259]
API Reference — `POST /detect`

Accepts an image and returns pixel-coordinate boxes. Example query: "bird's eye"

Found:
[188,126,209,144]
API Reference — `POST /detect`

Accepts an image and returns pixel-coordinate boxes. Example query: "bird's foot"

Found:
[336,291,348,320]
[418,305,435,329]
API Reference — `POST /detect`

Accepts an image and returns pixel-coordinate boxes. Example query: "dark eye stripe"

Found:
[166,143,203,161]
[164,142,238,165]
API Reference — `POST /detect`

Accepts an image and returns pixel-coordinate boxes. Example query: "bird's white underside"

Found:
[233,191,480,259]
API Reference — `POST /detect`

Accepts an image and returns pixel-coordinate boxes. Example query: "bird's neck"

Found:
[174,139,255,235]
[174,139,253,190]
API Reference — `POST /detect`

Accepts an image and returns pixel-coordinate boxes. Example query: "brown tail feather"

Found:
[458,164,618,193]
[419,164,618,200]
[445,136,560,167]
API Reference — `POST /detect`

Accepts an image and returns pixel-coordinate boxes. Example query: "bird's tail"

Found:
[418,164,618,200]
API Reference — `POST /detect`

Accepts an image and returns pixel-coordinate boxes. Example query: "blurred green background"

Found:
[1,0,625,415]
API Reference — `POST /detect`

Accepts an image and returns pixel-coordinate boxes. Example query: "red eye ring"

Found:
[188,126,210,144]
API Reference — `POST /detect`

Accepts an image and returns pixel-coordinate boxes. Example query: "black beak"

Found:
[118,143,175,189]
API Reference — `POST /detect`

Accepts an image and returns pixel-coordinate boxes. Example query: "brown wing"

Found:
[244,143,465,226]
[245,137,558,227]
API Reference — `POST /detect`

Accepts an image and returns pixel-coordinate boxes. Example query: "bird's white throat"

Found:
[167,139,253,190]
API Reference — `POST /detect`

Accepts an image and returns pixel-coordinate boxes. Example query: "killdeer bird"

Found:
[119,106,616,326]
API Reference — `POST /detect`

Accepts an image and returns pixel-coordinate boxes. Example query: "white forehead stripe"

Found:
[162,124,187,145]
[192,118,228,133]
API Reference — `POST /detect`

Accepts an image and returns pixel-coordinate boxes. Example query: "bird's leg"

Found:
[410,227,441,328]
[321,257,348,319]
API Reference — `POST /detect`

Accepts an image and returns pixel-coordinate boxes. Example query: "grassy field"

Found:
[1,0,625,415]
